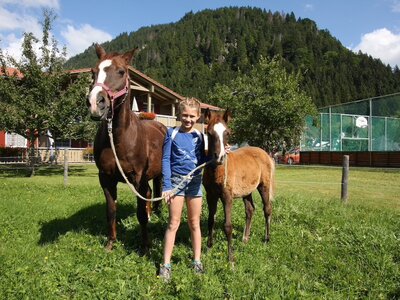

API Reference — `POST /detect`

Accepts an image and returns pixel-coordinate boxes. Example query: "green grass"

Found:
[0,164,399,299]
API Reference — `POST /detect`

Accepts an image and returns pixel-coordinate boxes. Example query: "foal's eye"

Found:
[118,69,125,76]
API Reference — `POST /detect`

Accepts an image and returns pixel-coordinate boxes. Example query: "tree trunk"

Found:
[63,148,68,186]
[27,143,36,177]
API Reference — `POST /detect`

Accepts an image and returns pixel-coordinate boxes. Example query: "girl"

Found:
[159,97,206,281]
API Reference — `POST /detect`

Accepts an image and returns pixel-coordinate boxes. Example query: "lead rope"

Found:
[223,154,228,188]
[107,119,212,202]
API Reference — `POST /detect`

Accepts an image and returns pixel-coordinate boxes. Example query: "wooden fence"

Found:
[0,148,93,164]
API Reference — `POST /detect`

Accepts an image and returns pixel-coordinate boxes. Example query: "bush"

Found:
[0,147,27,157]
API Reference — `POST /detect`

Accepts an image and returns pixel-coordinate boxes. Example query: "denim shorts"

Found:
[171,173,203,197]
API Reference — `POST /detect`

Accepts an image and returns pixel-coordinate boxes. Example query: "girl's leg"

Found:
[163,195,185,265]
[186,196,203,261]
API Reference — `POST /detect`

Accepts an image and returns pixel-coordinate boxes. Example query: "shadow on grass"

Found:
[38,198,229,262]
[0,164,96,178]
[38,201,167,255]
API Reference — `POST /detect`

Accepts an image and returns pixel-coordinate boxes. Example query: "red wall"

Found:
[0,131,6,147]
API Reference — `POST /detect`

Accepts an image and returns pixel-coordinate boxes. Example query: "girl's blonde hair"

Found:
[178,97,201,116]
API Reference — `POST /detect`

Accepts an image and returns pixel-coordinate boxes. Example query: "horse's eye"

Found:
[118,69,125,76]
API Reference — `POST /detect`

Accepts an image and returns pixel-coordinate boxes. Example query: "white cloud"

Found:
[392,0,400,12]
[305,4,314,11]
[61,24,112,58]
[353,28,400,67]
[0,33,43,63]
[0,6,41,34]
[0,1,112,60]
[0,0,59,9]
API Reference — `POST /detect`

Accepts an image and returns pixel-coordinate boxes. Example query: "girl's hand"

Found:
[225,144,232,153]
[162,190,174,204]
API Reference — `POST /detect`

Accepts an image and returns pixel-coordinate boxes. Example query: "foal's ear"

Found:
[223,108,232,124]
[204,108,211,124]
[123,47,139,64]
[94,44,106,59]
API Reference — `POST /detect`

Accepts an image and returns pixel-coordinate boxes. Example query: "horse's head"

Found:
[87,44,138,121]
[204,108,232,164]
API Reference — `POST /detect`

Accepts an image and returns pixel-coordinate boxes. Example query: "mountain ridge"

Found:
[65,7,400,107]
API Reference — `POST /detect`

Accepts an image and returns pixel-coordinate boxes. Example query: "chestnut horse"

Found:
[87,44,166,251]
[202,109,275,262]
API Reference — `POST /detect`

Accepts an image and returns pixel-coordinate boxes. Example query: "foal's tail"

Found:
[269,157,275,201]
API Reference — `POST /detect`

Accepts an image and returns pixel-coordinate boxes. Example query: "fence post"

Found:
[341,155,349,202]
[63,148,68,186]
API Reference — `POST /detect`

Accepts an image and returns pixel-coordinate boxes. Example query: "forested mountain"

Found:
[65,7,400,108]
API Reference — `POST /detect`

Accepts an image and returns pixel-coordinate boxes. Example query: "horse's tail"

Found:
[268,155,275,201]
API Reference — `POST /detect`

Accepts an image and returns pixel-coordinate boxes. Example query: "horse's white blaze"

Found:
[213,122,226,162]
[88,59,112,113]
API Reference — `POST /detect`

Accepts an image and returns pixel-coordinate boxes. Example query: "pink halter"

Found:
[94,77,130,101]
[94,77,130,119]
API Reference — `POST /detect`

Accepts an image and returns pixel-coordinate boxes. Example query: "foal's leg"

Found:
[206,190,218,248]
[99,174,118,251]
[242,194,255,243]
[221,192,234,262]
[257,183,272,243]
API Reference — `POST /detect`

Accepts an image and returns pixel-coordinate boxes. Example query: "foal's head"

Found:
[87,44,137,121]
[204,108,232,164]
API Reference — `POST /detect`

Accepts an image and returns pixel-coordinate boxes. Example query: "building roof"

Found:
[68,67,221,111]
[0,67,23,79]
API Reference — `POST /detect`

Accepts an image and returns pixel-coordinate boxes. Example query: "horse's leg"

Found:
[144,182,153,220]
[99,173,118,251]
[221,191,234,262]
[242,194,255,243]
[137,180,151,253]
[257,183,272,243]
[151,176,162,216]
[206,190,218,248]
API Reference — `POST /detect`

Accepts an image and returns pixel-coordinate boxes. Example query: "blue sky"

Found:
[1,0,400,67]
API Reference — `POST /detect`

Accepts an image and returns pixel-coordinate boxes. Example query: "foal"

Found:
[202,109,275,262]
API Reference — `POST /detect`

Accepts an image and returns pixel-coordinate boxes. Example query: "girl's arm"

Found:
[162,129,173,192]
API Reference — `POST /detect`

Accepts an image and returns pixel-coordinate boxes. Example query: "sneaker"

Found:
[192,261,204,274]
[159,264,171,282]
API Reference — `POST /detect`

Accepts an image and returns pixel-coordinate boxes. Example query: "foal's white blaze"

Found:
[88,59,112,114]
[213,122,227,162]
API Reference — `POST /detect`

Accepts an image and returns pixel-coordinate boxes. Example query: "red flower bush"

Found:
[138,112,156,120]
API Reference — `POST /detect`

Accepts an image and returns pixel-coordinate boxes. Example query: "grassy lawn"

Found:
[0,164,399,299]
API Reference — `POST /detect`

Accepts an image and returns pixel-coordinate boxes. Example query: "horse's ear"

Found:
[223,108,232,124]
[95,44,106,59]
[204,108,211,124]
[123,47,139,64]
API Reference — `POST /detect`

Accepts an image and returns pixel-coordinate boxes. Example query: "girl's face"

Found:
[180,106,200,131]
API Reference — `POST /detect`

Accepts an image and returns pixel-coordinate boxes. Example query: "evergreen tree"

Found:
[64,7,400,108]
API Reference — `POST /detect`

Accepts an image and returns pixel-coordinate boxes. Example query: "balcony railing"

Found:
[154,114,177,127]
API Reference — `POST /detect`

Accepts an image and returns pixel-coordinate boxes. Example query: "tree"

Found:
[208,56,317,152]
[0,10,94,176]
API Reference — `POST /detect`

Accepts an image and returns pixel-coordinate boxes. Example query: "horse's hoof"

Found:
[229,261,235,269]
[264,236,270,244]
[105,242,114,252]
[242,237,249,243]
